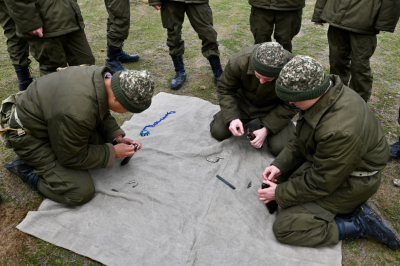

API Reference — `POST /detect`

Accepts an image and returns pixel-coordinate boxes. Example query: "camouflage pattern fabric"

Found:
[112,70,155,113]
[275,55,330,102]
[256,42,286,67]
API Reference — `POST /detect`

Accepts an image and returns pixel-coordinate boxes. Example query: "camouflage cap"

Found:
[111,70,155,113]
[251,42,288,77]
[275,55,330,102]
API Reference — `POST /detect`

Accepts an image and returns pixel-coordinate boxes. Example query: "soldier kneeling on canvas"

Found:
[258,55,400,250]
[0,66,154,205]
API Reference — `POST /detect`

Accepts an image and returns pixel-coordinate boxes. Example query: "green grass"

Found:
[0,0,399,264]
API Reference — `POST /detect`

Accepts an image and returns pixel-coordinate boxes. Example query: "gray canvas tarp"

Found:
[17,92,342,265]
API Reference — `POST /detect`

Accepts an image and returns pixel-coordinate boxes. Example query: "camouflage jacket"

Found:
[15,66,124,169]
[249,0,305,11]
[4,0,85,38]
[273,75,389,213]
[217,44,298,135]
[312,0,400,34]
[148,0,208,6]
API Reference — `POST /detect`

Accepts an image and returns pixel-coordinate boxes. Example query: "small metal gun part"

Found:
[216,175,236,190]
[206,156,224,163]
[247,128,256,141]
[121,143,138,166]
[261,183,278,214]
[132,183,138,188]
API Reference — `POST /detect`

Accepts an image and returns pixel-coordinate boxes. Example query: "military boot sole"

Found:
[362,201,400,250]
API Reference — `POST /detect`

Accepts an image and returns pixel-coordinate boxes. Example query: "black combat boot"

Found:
[116,49,140,63]
[170,55,186,90]
[105,46,128,72]
[208,57,223,85]
[389,137,400,161]
[4,158,39,191]
[335,201,400,250]
[13,65,34,91]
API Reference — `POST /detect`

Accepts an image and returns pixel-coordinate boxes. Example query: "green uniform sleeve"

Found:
[148,0,162,6]
[259,102,298,135]
[97,111,125,143]
[375,0,400,33]
[4,0,43,33]
[275,130,365,209]
[311,0,327,23]
[47,115,115,170]
[216,59,243,125]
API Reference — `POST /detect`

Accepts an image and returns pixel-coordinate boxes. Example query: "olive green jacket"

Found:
[149,0,208,6]
[217,45,298,135]
[312,0,400,34]
[15,66,124,170]
[249,0,305,11]
[4,0,85,38]
[273,75,389,213]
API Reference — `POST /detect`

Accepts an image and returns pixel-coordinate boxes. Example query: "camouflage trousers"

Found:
[249,7,302,52]
[328,26,377,102]
[0,1,31,67]
[160,2,219,59]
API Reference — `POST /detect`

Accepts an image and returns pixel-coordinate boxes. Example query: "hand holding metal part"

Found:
[121,143,138,166]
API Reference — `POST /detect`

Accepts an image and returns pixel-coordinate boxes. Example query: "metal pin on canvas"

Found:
[206,156,224,163]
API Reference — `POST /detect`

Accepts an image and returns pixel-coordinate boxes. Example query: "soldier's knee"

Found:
[210,119,231,141]
[272,219,290,244]
[66,185,95,206]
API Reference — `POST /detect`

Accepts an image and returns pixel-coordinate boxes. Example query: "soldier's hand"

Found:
[229,119,244,136]
[258,180,277,203]
[29,27,43,37]
[250,127,268,149]
[114,143,137,159]
[116,137,142,152]
[152,5,162,10]
[262,165,281,182]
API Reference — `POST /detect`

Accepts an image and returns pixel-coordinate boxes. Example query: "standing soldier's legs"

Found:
[28,37,68,76]
[186,3,222,84]
[0,2,33,91]
[249,7,274,44]
[266,121,295,156]
[328,26,351,86]
[161,2,187,89]
[273,10,302,52]
[104,0,139,72]
[161,1,185,57]
[348,32,377,102]
[64,29,96,67]
[29,32,95,77]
